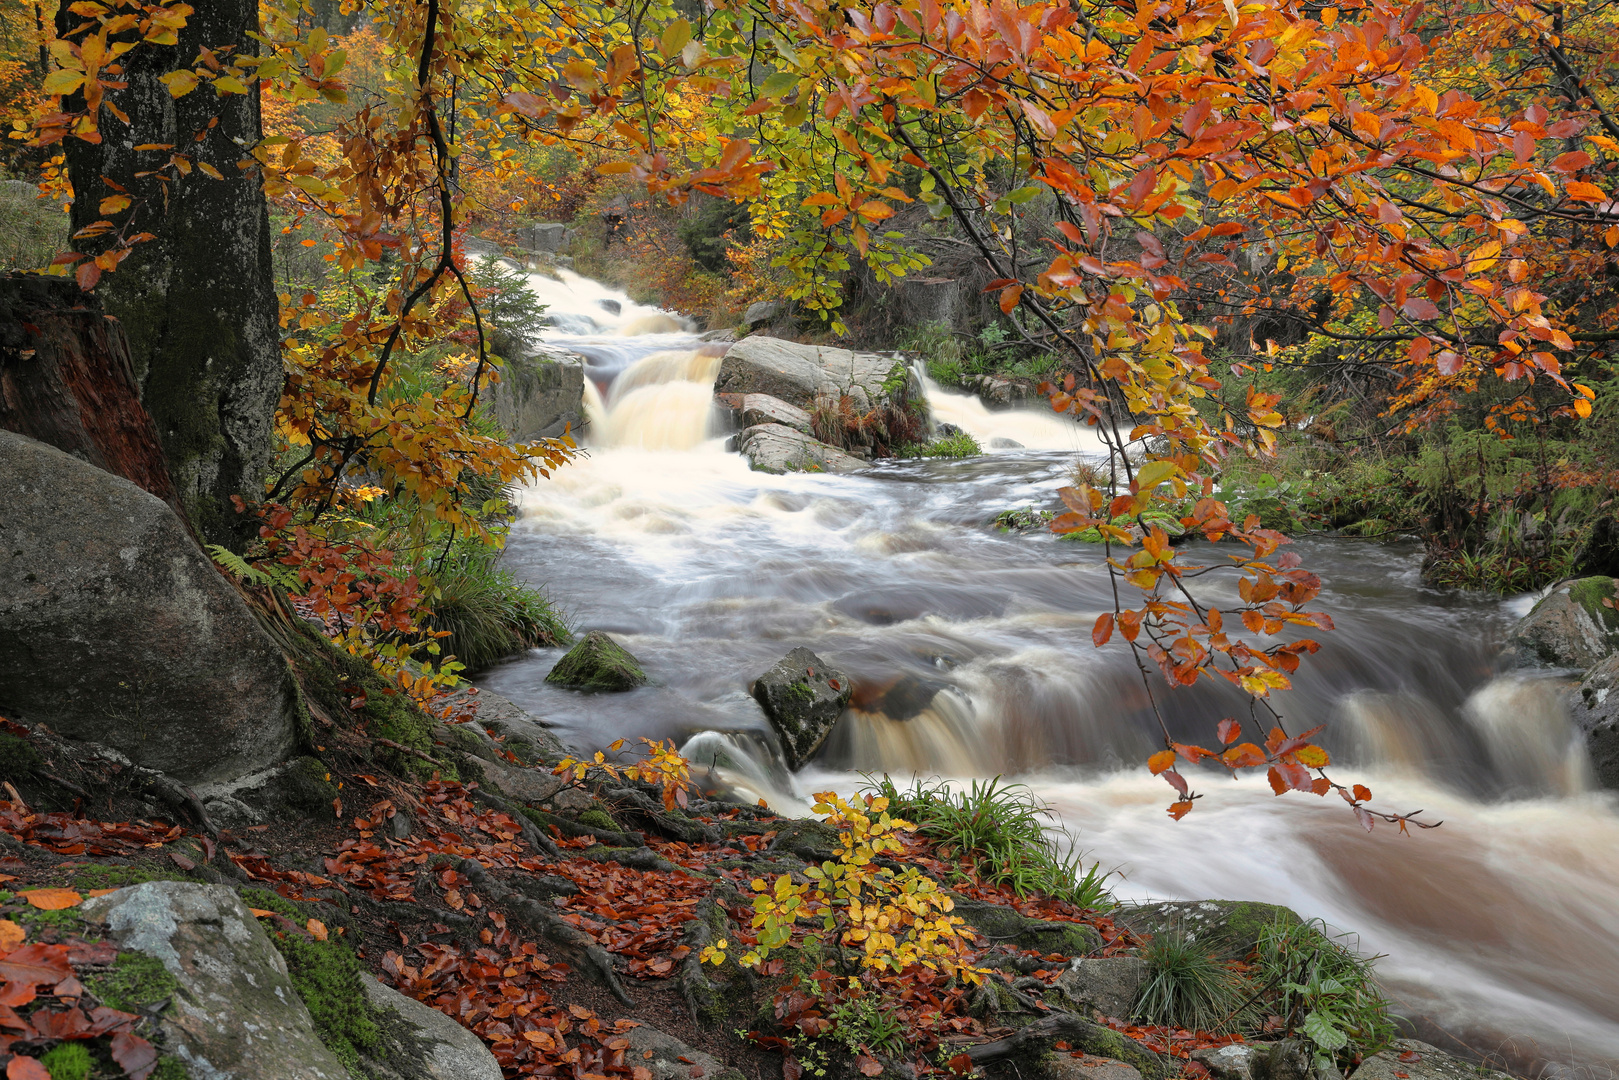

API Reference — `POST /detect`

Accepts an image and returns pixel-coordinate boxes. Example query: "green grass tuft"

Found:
[861,775,1113,909]
[1254,918,1398,1070]
[40,1043,93,1080]
[1134,932,1252,1032]
[420,551,570,673]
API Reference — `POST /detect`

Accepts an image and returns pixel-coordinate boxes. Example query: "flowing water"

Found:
[483,272,1619,1074]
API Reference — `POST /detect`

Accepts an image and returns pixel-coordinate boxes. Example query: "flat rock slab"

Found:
[0,430,297,783]
[1043,1053,1145,1080]
[716,336,899,412]
[82,881,347,1080]
[736,423,869,474]
[725,392,813,435]
[1353,1041,1513,1080]
[626,1022,745,1080]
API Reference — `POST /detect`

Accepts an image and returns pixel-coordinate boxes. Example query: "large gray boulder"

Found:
[490,346,587,442]
[362,976,502,1080]
[1509,577,1619,669]
[81,882,348,1079]
[735,423,869,474]
[716,336,901,412]
[751,647,853,768]
[1569,652,1619,788]
[742,300,785,329]
[0,430,298,784]
[515,222,568,252]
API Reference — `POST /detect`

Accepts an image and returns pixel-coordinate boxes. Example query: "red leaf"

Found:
[112,1030,159,1079]
[1093,613,1115,647]
[949,1055,975,1076]
[1352,784,1372,802]
[168,852,196,871]
[0,945,73,985]
[857,1054,883,1077]
[1216,718,1241,745]
[7,1057,49,1080]
[1398,1051,1423,1064]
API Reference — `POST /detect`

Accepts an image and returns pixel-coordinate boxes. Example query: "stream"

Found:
[482,266,1619,1075]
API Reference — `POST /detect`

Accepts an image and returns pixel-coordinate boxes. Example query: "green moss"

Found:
[0,734,40,782]
[545,631,647,691]
[40,1042,92,1080]
[283,756,341,814]
[577,808,617,831]
[1569,577,1619,631]
[952,899,1102,957]
[241,889,380,1078]
[152,1058,191,1080]
[87,951,180,1013]
[72,864,202,893]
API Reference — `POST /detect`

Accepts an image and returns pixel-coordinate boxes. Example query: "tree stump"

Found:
[0,273,188,524]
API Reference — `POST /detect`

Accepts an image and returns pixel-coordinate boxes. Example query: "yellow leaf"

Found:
[159,69,199,97]
[98,194,132,215]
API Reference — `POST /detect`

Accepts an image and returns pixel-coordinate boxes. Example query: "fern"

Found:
[206,545,299,589]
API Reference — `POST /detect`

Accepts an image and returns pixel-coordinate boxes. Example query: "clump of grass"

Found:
[1255,918,1398,1070]
[861,775,1113,909]
[419,551,570,672]
[1134,932,1253,1032]
[897,430,982,459]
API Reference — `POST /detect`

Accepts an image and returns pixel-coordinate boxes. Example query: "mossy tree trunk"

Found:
[56,0,279,548]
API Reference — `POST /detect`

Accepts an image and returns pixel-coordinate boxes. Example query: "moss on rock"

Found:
[241,889,381,1078]
[0,734,40,782]
[952,898,1103,957]
[87,950,181,1013]
[545,631,647,691]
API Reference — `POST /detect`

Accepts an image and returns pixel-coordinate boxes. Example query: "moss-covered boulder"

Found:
[750,647,852,768]
[1510,576,1619,670]
[952,898,1103,957]
[1113,899,1300,963]
[545,631,647,691]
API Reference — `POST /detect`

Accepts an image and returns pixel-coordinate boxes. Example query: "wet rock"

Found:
[1193,1044,1257,1080]
[743,300,785,328]
[0,430,299,784]
[1509,577,1619,669]
[441,685,569,757]
[989,436,1025,449]
[1353,1041,1513,1080]
[1113,900,1300,963]
[716,336,901,412]
[1251,1041,1313,1080]
[938,422,965,438]
[736,423,870,474]
[81,881,347,1079]
[1053,956,1149,1020]
[625,1023,746,1080]
[728,392,813,435]
[953,898,1103,957]
[361,975,502,1080]
[546,631,648,691]
[516,222,567,252]
[489,346,587,442]
[461,236,501,257]
[598,298,622,316]
[1571,653,1619,788]
[751,647,853,768]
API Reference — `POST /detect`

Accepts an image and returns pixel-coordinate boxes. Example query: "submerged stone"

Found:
[545,630,647,691]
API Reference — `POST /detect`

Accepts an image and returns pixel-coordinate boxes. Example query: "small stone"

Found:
[988,436,1025,449]
[743,300,784,328]
[1193,1044,1257,1080]
[1042,1054,1144,1080]
[545,631,647,691]
[1053,956,1149,1019]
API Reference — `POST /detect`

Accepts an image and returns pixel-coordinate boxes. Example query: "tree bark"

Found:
[56,0,279,548]
[0,273,189,527]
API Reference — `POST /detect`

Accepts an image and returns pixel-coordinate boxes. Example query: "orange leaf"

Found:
[1167,799,1194,820]
[306,919,328,941]
[1147,750,1177,775]
[0,921,23,954]
[249,909,277,918]
[999,284,1024,313]
[1092,612,1114,647]
[7,1056,49,1080]
[1352,784,1372,802]
[21,889,82,911]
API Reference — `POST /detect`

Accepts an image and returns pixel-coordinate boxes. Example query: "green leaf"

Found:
[1006,184,1044,205]
[759,71,798,98]
[1303,1010,1349,1051]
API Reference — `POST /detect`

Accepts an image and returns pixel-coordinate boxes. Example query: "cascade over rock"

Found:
[0,429,298,784]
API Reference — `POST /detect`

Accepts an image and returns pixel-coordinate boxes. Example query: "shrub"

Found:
[419,550,570,672]
[1134,932,1252,1032]
[862,776,1113,910]
[899,430,981,459]
[1254,918,1397,1070]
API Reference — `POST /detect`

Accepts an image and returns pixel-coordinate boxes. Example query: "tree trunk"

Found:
[0,273,189,527]
[56,0,279,548]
